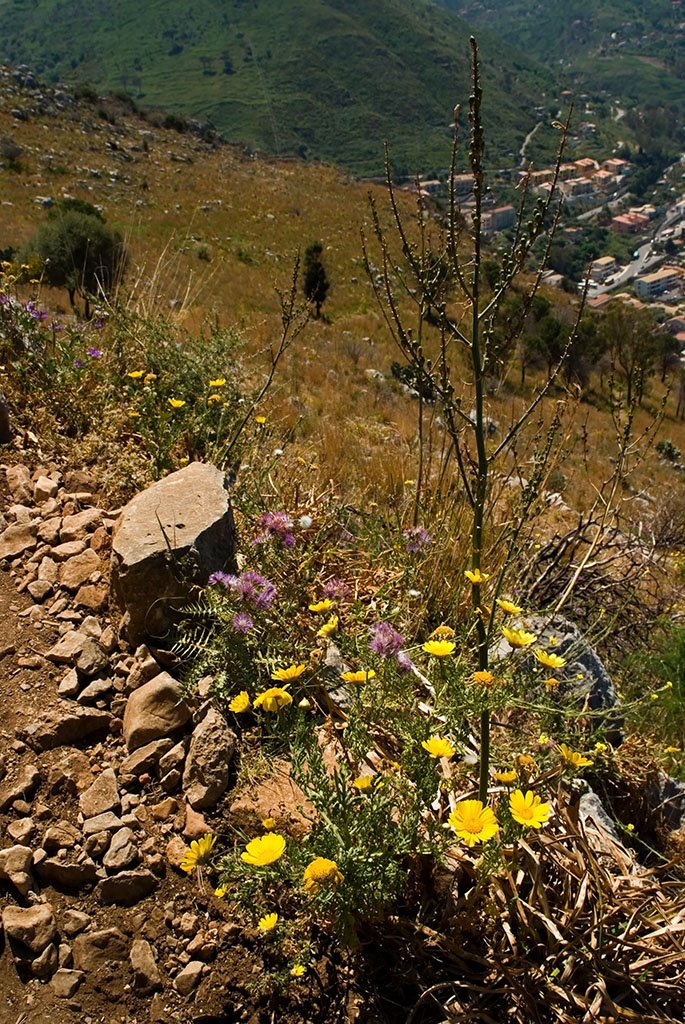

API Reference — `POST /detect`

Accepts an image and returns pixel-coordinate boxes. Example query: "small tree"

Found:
[23,209,127,317]
[303,241,330,318]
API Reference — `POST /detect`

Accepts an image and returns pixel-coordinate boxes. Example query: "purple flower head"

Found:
[231,570,278,610]
[369,621,405,658]
[403,525,432,554]
[73,358,83,369]
[395,650,414,674]
[337,528,355,548]
[51,322,62,332]
[208,570,234,588]
[0,294,9,306]
[93,320,104,329]
[87,347,103,359]
[253,510,295,547]
[232,611,254,633]
[322,577,351,601]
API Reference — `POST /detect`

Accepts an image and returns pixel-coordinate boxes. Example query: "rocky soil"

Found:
[0,461,315,1024]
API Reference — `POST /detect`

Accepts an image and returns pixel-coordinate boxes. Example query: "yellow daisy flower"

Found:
[509,789,552,829]
[214,884,227,898]
[303,857,344,896]
[290,964,306,977]
[143,372,157,384]
[352,775,374,792]
[179,833,217,874]
[241,833,286,866]
[168,398,186,409]
[544,676,561,691]
[496,598,523,614]
[421,736,456,759]
[209,378,226,387]
[422,639,456,657]
[229,691,250,713]
[494,768,518,784]
[557,743,593,769]
[271,664,307,682]
[464,568,491,585]
[340,669,375,684]
[448,800,499,847]
[502,626,537,649]
[208,393,223,404]
[258,912,279,932]
[254,686,293,712]
[471,669,495,687]
[127,369,144,379]
[430,624,455,640]
[255,415,266,424]
[534,649,566,670]
[262,817,277,830]
[317,615,338,638]
[308,599,334,613]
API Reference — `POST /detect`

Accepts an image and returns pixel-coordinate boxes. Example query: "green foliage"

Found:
[22,208,127,313]
[302,242,329,319]
[620,619,685,763]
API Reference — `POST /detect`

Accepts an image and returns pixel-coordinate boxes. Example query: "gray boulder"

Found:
[110,462,236,643]
[123,672,191,751]
[182,708,236,809]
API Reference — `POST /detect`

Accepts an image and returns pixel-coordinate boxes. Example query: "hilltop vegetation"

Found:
[0,0,556,175]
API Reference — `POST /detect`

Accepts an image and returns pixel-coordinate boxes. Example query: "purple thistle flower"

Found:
[232,611,254,633]
[0,294,9,305]
[73,358,83,368]
[87,347,103,358]
[93,320,104,329]
[208,570,234,588]
[253,510,296,547]
[395,650,414,673]
[403,526,432,553]
[369,621,405,658]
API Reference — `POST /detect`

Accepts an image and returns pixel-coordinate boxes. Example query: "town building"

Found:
[634,268,681,299]
[482,205,515,233]
[589,256,618,283]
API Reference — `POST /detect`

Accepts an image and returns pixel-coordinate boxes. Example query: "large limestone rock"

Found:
[183,708,236,809]
[123,673,191,751]
[19,702,111,752]
[110,462,236,643]
[3,904,57,955]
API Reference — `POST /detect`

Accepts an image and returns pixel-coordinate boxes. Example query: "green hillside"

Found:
[0,0,557,175]
[445,1,685,138]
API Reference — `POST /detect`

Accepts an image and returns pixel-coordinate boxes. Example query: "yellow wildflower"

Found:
[558,743,593,769]
[317,615,338,638]
[254,686,293,712]
[128,410,141,418]
[241,833,286,866]
[422,736,456,759]
[544,676,561,691]
[430,624,455,640]
[534,649,566,670]
[340,669,375,684]
[207,393,223,404]
[509,789,552,828]
[422,639,456,657]
[209,378,226,387]
[496,598,523,614]
[303,857,344,896]
[179,833,217,874]
[514,753,537,772]
[352,775,374,792]
[494,769,518,784]
[594,742,608,753]
[262,817,277,830]
[255,415,266,424]
[448,800,499,847]
[464,568,491,585]
[143,372,157,384]
[214,884,227,898]
[502,626,537,649]
[229,691,250,713]
[626,823,635,833]
[290,964,306,977]
[271,664,306,682]
[168,398,185,409]
[258,913,279,932]
[127,369,144,379]
[664,746,680,754]
[538,732,550,745]
[471,669,495,687]
[309,599,334,613]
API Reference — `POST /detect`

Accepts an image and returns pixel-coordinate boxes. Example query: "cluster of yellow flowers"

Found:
[448,789,552,847]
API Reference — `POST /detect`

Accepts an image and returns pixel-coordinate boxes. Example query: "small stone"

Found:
[75,584,108,611]
[0,844,34,896]
[84,830,111,858]
[0,521,38,559]
[60,548,101,591]
[174,959,204,995]
[102,827,138,871]
[73,928,128,971]
[160,768,181,793]
[19,702,110,751]
[179,912,198,937]
[182,708,236,809]
[34,475,59,502]
[80,768,120,818]
[31,940,59,978]
[150,797,179,820]
[120,737,174,776]
[36,857,99,889]
[27,579,53,602]
[158,738,187,776]
[43,820,81,853]
[0,763,41,811]
[122,673,191,751]
[57,668,81,698]
[60,508,103,542]
[38,518,61,545]
[130,937,162,994]
[166,835,189,871]
[51,968,84,998]
[62,910,91,937]
[3,903,57,954]
[183,803,211,840]
[38,555,59,582]
[51,540,87,561]
[77,676,113,703]
[83,811,124,835]
[7,817,35,844]
[6,465,32,503]
[74,637,108,677]
[97,868,158,905]
[46,630,90,663]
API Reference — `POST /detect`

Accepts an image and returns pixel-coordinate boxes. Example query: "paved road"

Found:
[586,198,683,297]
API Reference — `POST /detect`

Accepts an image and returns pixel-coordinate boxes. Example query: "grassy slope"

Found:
[0,0,556,175]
